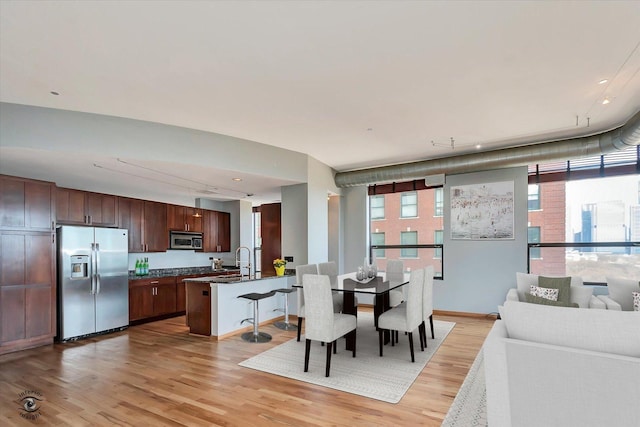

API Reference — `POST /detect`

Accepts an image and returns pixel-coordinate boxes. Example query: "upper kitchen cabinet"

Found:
[118,197,167,252]
[56,187,118,227]
[204,210,230,252]
[0,175,55,232]
[167,204,203,232]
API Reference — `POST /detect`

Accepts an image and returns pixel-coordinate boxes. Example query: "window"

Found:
[434,229,443,258]
[400,231,418,257]
[528,226,541,259]
[528,184,540,210]
[434,188,443,217]
[527,173,640,282]
[401,192,417,218]
[371,232,385,258]
[370,195,385,220]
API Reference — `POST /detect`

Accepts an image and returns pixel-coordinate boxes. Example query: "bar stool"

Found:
[239,290,276,343]
[273,288,297,331]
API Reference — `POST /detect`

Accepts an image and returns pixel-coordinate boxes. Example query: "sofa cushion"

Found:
[538,276,571,306]
[569,285,594,308]
[634,292,640,312]
[516,272,540,301]
[501,300,640,357]
[530,285,559,301]
[524,293,578,307]
[606,276,640,311]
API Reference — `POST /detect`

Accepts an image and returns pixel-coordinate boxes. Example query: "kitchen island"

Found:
[183,274,296,339]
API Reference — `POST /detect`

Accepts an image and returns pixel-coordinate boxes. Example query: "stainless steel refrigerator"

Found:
[57,225,129,341]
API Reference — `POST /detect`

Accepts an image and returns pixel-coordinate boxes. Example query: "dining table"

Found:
[295,272,409,351]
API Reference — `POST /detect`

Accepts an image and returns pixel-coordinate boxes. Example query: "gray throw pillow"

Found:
[524,293,578,308]
[538,276,572,307]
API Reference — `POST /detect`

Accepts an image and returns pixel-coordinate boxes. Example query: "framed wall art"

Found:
[450,180,514,240]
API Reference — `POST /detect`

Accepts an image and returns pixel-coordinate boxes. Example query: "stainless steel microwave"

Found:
[169,231,203,250]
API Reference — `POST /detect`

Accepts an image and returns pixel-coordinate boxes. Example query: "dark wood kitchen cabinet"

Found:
[56,187,118,227]
[204,210,230,252]
[0,231,56,354]
[0,175,55,232]
[118,197,167,252]
[167,204,203,233]
[128,276,177,323]
[0,175,57,355]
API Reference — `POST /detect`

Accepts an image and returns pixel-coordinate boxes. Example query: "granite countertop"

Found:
[129,266,239,280]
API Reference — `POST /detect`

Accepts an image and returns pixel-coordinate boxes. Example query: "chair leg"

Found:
[350,330,356,358]
[408,331,415,363]
[297,317,303,341]
[430,314,435,339]
[325,341,333,377]
[419,322,425,351]
[333,340,337,354]
[423,321,428,348]
[304,339,311,372]
[378,330,384,357]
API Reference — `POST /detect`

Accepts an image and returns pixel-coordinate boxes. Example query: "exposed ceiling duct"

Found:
[334,110,640,188]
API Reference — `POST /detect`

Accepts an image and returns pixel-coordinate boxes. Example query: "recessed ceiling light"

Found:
[50,91,60,96]
[602,97,611,105]
[598,79,608,85]
[232,177,242,181]
[475,144,482,149]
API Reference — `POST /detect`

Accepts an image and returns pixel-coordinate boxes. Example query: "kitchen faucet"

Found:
[235,246,252,279]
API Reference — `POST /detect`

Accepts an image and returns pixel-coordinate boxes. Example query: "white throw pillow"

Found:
[633,292,640,312]
[606,276,640,311]
[530,285,559,301]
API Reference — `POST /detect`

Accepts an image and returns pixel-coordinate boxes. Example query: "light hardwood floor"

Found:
[0,310,495,426]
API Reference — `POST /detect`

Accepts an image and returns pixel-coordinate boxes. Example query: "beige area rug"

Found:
[441,346,487,426]
[239,312,455,403]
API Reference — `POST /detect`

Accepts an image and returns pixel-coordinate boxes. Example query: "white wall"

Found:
[435,167,529,314]
[328,195,343,273]
[342,186,369,273]
[0,103,308,205]
[342,167,529,314]
[281,183,309,267]
[306,156,340,263]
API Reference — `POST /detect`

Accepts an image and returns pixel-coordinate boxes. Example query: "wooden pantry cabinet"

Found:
[203,210,230,252]
[0,175,57,355]
[56,187,118,227]
[118,197,168,252]
[128,276,177,322]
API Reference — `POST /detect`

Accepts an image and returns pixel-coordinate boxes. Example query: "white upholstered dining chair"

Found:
[318,261,350,310]
[377,268,424,362]
[419,265,434,350]
[296,263,319,342]
[302,274,357,377]
[386,259,405,307]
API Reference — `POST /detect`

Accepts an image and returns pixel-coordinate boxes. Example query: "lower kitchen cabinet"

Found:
[0,230,56,355]
[129,277,177,323]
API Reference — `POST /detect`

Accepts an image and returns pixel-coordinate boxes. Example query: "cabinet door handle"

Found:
[150,280,159,284]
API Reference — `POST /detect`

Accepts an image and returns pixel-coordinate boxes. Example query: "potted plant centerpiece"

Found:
[273,258,287,276]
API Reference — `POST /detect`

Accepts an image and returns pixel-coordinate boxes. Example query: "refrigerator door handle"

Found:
[90,243,96,295]
[95,243,101,294]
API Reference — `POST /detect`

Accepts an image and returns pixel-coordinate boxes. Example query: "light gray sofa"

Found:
[485,300,640,427]
[505,272,606,309]
[596,276,640,311]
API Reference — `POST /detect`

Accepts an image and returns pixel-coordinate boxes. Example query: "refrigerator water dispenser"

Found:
[70,255,89,278]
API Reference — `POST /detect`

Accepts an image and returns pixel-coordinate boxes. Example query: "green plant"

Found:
[273,258,287,268]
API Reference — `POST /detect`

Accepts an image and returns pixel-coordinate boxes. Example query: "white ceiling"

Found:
[1,1,640,204]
